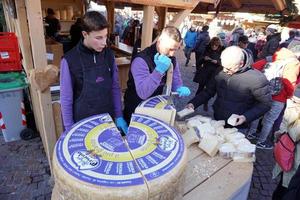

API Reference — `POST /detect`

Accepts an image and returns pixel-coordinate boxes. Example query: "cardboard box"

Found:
[46,39,63,68]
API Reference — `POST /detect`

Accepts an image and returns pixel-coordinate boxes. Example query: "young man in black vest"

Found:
[60,11,128,133]
[123,26,191,123]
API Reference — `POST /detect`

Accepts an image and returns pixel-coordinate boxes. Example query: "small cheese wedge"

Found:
[135,107,176,126]
[198,122,215,135]
[227,114,240,126]
[215,126,225,135]
[182,127,201,147]
[177,107,194,118]
[219,143,236,159]
[222,128,238,135]
[186,118,202,129]
[225,132,245,142]
[231,138,251,147]
[211,120,226,128]
[198,134,221,157]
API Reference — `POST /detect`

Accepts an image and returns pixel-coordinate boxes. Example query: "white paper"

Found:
[47,53,54,61]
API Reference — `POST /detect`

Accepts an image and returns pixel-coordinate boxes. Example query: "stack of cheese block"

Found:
[52,113,187,200]
[134,95,177,126]
[181,115,256,162]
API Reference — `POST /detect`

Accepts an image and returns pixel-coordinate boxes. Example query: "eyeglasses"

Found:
[223,67,236,75]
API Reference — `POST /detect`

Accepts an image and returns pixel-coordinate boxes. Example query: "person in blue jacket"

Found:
[184,25,197,66]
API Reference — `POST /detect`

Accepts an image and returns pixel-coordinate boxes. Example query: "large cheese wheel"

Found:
[52,114,148,200]
[135,95,176,126]
[52,113,187,200]
[127,114,187,200]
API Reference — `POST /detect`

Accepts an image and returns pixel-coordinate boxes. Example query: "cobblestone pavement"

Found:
[1,48,299,200]
[0,137,52,200]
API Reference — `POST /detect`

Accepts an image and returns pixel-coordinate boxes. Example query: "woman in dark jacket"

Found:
[193,37,223,110]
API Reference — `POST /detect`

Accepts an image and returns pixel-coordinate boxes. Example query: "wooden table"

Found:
[115,57,131,92]
[111,42,133,56]
[183,144,253,200]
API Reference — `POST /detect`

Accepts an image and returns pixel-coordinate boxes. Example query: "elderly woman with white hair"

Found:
[187,46,272,131]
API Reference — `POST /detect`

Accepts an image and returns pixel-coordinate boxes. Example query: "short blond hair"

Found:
[159,26,182,43]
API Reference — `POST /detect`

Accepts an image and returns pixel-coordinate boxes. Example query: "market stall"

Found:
[2,0,289,199]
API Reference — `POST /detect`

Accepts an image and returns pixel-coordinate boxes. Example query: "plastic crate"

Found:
[0,32,22,72]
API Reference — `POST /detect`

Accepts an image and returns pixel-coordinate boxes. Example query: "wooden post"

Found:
[155,7,167,31]
[14,0,44,135]
[168,0,201,27]
[25,0,57,172]
[105,1,115,34]
[271,0,286,11]
[2,0,14,32]
[14,0,34,74]
[141,5,154,50]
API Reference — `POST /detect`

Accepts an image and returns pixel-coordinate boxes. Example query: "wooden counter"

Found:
[111,42,133,56]
[183,144,253,200]
[115,57,131,92]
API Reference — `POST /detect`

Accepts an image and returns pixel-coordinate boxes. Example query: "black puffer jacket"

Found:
[189,64,272,128]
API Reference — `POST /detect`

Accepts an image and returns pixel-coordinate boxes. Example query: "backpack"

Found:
[262,58,293,95]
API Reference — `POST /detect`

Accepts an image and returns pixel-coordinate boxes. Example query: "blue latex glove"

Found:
[154,53,171,74]
[116,117,128,135]
[176,86,191,97]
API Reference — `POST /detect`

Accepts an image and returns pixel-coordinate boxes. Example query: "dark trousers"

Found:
[273,175,288,200]
[195,51,204,68]
[184,47,193,64]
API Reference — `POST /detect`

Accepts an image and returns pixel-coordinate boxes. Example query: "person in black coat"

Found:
[194,37,223,94]
[44,8,61,39]
[193,37,223,111]
[70,18,83,48]
[187,46,272,130]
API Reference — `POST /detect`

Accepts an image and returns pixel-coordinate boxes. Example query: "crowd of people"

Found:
[183,22,300,199]
[57,10,300,199]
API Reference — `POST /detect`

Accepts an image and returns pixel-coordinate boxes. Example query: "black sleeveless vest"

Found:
[64,40,115,122]
[123,42,176,123]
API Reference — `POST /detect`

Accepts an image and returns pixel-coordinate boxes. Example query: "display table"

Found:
[182,143,253,200]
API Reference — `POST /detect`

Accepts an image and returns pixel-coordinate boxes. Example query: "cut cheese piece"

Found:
[198,134,221,157]
[225,132,245,142]
[227,114,240,126]
[186,118,202,130]
[231,138,251,147]
[135,106,176,126]
[211,120,226,128]
[177,107,194,118]
[219,143,236,159]
[198,123,215,135]
[222,128,238,135]
[174,121,188,134]
[135,95,176,126]
[195,115,212,123]
[182,127,201,147]
[215,126,225,135]
[235,143,256,159]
